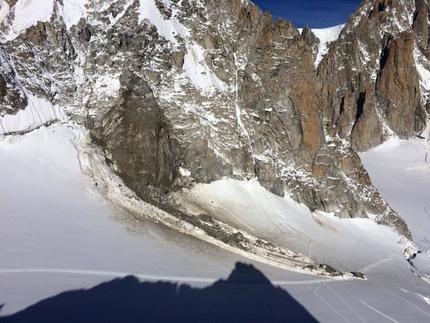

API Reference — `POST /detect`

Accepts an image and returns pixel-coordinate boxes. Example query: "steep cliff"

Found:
[0,0,414,244]
[318,0,429,151]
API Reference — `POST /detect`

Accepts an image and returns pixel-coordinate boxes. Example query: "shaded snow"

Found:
[0,94,67,136]
[414,48,430,102]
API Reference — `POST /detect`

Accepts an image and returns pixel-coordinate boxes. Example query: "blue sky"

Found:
[252,0,362,28]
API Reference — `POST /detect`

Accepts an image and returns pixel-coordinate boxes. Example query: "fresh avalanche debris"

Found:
[0,0,411,238]
[0,122,320,315]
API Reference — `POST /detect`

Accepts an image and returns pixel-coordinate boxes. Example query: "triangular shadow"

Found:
[0,263,318,322]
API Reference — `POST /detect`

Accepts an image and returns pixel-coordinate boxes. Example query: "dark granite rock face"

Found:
[301,25,320,61]
[89,76,180,191]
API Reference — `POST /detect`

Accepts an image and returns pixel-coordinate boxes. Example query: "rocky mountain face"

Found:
[317,0,430,151]
[1,0,424,244]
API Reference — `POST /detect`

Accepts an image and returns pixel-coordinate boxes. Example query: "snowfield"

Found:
[360,137,430,281]
[1,120,430,321]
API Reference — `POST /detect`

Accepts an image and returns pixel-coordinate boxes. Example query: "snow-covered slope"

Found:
[312,24,344,66]
[0,94,67,136]
[311,24,345,45]
[174,178,415,271]
[0,0,54,41]
[0,0,412,239]
[0,123,296,314]
[299,24,345,66]
[2,123,430,322]
[360,138,430,251]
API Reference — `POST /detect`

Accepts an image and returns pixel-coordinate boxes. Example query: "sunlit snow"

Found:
[299,24,345,67]
[4,0,54,40]
[57,0,89,29]
[2,123,430,322]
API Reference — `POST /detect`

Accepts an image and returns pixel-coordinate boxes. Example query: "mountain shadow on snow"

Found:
[0,263,317,323]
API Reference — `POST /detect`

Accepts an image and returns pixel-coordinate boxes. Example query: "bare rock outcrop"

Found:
[376,31,425,137]
[301,25,320,61]
[318,0,428,151]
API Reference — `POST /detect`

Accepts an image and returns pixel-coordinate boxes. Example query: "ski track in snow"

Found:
[0,268,339,286]
[369,279,430,319]
[308,283,352,323]
[341,287,408,323]
[358,254,404,273]
[323,283,368,323]
[359,301,400,323]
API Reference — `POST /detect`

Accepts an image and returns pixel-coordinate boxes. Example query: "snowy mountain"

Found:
[1,0,430,321]
[300,24,345,66]
[318,0,430,151]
